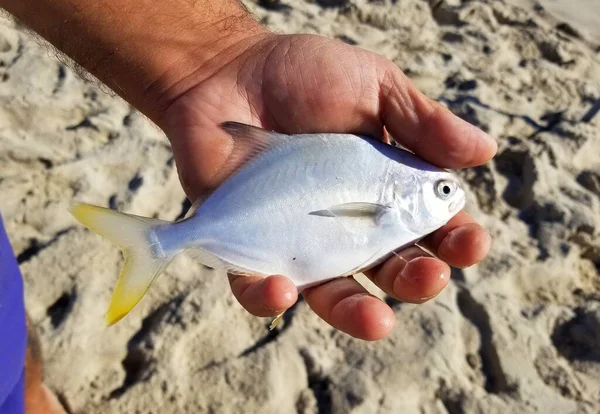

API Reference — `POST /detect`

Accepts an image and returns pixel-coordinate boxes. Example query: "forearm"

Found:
[0,0,267,122]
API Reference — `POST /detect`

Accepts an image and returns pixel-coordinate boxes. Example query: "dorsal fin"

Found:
[220,122,288,174]
[220,121,286,144]
[180,122,289,221]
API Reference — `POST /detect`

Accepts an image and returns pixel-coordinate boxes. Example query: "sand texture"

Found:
[1,0,600,413]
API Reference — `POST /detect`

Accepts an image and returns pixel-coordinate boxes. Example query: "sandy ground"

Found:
[510,0,600,45]
[1,0,599,413]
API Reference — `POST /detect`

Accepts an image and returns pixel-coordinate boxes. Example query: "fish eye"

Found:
[435,180,456,200]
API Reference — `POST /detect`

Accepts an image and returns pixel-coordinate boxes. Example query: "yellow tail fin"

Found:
[70,204,171,325]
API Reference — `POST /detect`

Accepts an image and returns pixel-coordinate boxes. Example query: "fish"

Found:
[70,121,466,327]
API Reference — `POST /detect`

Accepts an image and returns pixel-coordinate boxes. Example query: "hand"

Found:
[159,33,496,341]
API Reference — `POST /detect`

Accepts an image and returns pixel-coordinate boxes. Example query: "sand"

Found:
[509,0,600,45]
[1,0,599,413]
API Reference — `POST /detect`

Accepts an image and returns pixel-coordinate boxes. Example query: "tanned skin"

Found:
[25,314,66,413]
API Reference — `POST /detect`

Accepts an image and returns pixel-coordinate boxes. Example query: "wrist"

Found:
[148,25,273,127]
[143,15,273,125]
[0,0,270,125]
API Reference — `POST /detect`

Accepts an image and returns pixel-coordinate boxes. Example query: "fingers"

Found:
[302,277,395,341]
[378,64,497,168]
[361,212,490,304]
[228,274,298,317]
[364,246,451,303]
[420,211,492,268]
[229,273,395,340]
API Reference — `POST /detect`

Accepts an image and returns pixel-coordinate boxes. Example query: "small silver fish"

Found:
[71,122,465,326]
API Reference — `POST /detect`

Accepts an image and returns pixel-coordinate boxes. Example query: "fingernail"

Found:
[282,289,297,304]
[482,230,493,249]
[439,227,467,257]
[480,129,497,148]
[445,227,463,248]
[399,259,423,284]
[467,121,497,149]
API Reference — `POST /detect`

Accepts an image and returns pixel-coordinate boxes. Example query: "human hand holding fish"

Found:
[71,32,497,341]
[3,0,497,341]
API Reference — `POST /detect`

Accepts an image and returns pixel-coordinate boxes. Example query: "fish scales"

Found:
[170,135,393,282]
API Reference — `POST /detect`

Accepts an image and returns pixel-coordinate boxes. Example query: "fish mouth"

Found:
[448,194,466,214]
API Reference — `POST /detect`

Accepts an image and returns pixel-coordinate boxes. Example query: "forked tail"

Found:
[70,204,174,325]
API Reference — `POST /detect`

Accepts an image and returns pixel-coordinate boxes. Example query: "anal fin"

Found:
[269,310,286,330]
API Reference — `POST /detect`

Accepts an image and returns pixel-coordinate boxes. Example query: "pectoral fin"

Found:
[309,202,390,221]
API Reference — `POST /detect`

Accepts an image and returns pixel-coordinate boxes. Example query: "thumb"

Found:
[378,65,497,168]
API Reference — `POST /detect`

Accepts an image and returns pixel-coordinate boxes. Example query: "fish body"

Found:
[71,122,465,325]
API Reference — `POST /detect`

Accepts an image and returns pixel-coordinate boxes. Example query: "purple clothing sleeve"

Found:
[0,214,26,414]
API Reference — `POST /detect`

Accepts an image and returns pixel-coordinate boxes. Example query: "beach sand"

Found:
[1,0,599,413]
[511,0,600,45]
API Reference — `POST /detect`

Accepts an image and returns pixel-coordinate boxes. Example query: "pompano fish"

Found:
[70,122,466,327]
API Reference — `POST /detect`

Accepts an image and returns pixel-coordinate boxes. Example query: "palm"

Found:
[164,35,382,198]
[162,34,496,341]
[257,36,382,137]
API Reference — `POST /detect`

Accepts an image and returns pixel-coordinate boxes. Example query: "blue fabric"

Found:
[0,372,24,414]
[0,214,26,414]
